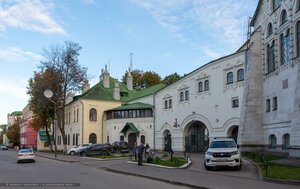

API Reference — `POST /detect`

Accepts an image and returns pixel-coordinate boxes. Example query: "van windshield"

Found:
[210,141,236,148]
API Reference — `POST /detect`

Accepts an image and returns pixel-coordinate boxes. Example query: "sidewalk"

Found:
[35,151,300,189]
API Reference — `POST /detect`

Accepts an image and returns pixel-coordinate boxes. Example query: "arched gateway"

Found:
[184,121,209,152]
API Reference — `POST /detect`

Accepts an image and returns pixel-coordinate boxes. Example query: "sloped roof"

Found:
[107,102,153,111]
[120,122,139,136]
[72,77,165,103]
[10,111,22,116]
[250,0,262,26]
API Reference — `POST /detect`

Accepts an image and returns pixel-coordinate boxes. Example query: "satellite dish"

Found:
[44,89,53,99]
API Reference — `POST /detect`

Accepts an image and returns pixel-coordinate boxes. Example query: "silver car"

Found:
[17,149,35,163]
[67,143,92,155]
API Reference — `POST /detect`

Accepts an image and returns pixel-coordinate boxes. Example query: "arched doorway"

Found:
[227,126,239,143]
[163,130,171,152]
[89,133,97,144]
[184,121,209,152]
[128,133,137,150]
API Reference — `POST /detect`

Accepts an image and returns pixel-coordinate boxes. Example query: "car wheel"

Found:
[204,162,212,171]
[70,151,76,156]
[236,161,242,170]
[32,160,35,163]
[81,152,87,157]
[17,160,20,164]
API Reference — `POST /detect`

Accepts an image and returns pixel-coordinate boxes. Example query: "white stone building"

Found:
[238,0,300,157]
[154,50,246,152]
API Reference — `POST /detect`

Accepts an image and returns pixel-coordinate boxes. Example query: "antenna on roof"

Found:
[130,52,133,71]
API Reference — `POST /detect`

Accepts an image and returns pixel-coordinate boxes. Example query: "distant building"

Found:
[238,0,300,157]
[5,111,22,146]
[20,104,37,149]
[57,66,165,151]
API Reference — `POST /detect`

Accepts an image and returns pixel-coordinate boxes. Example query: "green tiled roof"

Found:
[74,77,165,103]
[108,102,153,111]
[10,111,22,116]
[120,122,139,136]
[122,83,166,102]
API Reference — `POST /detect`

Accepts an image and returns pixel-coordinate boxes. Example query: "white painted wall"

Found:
[155,51,246,151]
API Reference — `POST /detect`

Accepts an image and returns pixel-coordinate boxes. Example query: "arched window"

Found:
[169,99,172,108]
[198,82,203,92]
[185,90,189,100]
[204,80,209,91]
[89,133,97,144]
[280,30,291,65]
[297,0,300,12]
[141,135,145,144]
[297,21,300,57]
[89,108,97,121]
[180,92,184,101]
[164,100,168,109]
[237,69,244,81]
[269,134,277,148]
[267,41,276,73]
[280,10,287,25]
[120,135,124,141]
[227,72,233,84]
[282,134,290,149]
[268,23,273,36]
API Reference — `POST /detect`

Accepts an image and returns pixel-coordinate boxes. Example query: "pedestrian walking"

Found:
[137,143,145,166]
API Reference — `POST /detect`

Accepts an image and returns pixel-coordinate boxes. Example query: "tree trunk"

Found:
[45,123,53,152]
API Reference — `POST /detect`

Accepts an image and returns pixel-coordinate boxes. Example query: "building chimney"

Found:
[126,68,133,91]
[101,65,110,88]
[113,80,120,100]
[82,80,90,93]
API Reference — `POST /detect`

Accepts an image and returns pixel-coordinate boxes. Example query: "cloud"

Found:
[0,0,66,34]
[0,79,28,100]
[132,0,256,49]
[82,0,95,5]
[200,46,223,60]
[0,47,42,64]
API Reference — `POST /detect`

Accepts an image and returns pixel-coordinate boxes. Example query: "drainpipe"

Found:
[80,101,84,144]
[153,93,156,151]
[102,112,105,143]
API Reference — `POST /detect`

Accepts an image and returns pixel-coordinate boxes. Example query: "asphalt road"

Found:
[0,150,190,189]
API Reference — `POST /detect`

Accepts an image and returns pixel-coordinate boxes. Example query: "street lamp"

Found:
[44,89,57,158]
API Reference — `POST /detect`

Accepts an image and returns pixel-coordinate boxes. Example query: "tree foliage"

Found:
[162,72,181,86]
[122,69,161,90]
[38,41,87,152]
[7,119,21,146]
[27,69,61,151]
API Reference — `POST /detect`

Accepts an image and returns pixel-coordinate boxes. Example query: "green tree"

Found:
[162,72,181,86]
[39,41,87,152]
[122,69,161,90]
[141,71,161,89]
[7,119,21,146]
[27,69,61,151]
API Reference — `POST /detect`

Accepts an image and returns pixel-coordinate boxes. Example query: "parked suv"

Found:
[67,143,92,155]
[204,138,241,170]
[111,141,129,153]
[78,144,111,157]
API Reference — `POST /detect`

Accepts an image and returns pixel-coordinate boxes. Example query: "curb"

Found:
[103,167,210,189]
[35,154,77,163]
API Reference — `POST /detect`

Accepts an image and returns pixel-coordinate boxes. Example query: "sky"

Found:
[0,0,258,124]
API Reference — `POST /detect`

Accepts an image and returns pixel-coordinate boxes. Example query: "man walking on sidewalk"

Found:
[137,143,145,166]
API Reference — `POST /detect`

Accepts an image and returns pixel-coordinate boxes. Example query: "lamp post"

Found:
[44,89,57,158]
